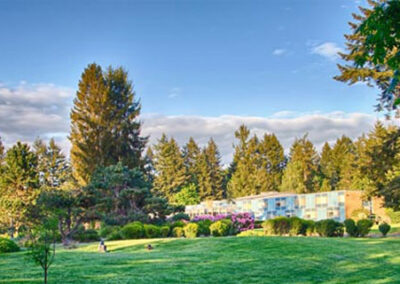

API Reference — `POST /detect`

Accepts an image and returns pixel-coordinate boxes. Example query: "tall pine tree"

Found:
[70,63,146,185]
[152,134,188,202]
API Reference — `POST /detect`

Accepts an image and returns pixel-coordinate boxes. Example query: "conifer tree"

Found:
[258,134,285,191]
[0,142,39,236]
[331,136,357,190]
[70,63,146,185]
[0,136,4,165]
[201,138,224,200]
[319,142,335,191]
[182,137,201,186]
[281,135,319,193]
[152,134,188,202]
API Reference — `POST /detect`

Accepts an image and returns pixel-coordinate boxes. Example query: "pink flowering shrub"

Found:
[231,212,254,232]
[192,214,228,222]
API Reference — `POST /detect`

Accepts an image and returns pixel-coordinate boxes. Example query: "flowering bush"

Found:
[192,214,228,222]
[231,213,254,233]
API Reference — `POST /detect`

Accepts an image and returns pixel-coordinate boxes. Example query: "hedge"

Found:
[0,237,20,253]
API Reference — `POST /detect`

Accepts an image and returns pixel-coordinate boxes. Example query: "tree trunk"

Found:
[44,267,47,284]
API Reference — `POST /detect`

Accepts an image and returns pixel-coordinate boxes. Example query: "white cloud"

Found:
[0,82,73,154]
[272,49,286,56]
[311,42,344,60]
[0,82,380,165]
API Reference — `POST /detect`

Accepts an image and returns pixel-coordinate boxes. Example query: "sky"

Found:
[0,0,386,163]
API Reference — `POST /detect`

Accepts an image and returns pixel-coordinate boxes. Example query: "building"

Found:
[185,190,387,222]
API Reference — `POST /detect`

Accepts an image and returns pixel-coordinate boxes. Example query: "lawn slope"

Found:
[1,236,399,283]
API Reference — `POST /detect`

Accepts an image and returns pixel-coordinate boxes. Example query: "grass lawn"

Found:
[1,236,400,283]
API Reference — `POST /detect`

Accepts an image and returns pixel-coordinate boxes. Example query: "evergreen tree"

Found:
[258,133,285,191]
[152,134,188,202]
[70,63,146,185]
[335,0,400,113]
[331,136,357,190]
[281,135,318,193]
[0,136,4,165]
[228,126,261,197]
[0,142,39,237]
[143,147,155,184]
[202,138,224,200]
[182,137,201,186]
[319,142,335,191]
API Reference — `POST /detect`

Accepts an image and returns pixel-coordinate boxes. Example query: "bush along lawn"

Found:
[1,236,400,283]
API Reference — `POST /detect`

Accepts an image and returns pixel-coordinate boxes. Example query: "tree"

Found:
[281,135,319,193]
[152,135,188,202]
[228,126,261,197]
[27,219,57,284]
[197,139,224,200]
[0,142,39,237]
[143,147,155,184]
[182,137,201,186]
[0,136,4,165]
[258,134,285,191]
[335,0,400,113]
[70,63,146,185]
[319,142,335,191]
[172,183,200,206]
[33,138,71,189]
[331,136,358,190]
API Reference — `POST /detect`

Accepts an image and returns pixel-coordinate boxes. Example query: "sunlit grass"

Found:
[1,236,399,283]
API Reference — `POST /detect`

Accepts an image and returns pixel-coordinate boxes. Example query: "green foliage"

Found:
[153,135,188,202]
[303,220,315,236]
[197,139,225,200]
[0,237,20,253]
[170,221,185,229]
[228,126,285,197]
[99,225,118,238]
[344,219,359,237]
[351,208,370,222]
[210,220,231,237]
[379,222,391,237]
[288,217,306,236]
[143,224,160,238]
[170,213,190,222]
[357,219,373,237]
[121,223,144,239]
[182,137,201,186]
[172,227,184,238]
[172,184,200,206]
[183,223,199,238]
[237,229,264,237]
[385,208,400,224]
[75,229,100,243]
[197,220,212,236]
[0,142,39,235]
[315,219,344,237]
[261,219,275,235]
[70,63,146,185]
[107,229,123,241]
[160,226,170,238]
[281,135,318,193]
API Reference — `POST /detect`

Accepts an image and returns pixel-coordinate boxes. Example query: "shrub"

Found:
[72,227,100,242]
[344,219,359,237]
[99,225,115,238]
[170,221,185,229]
[184,223,199,238]
[197,220,211,236]
[289,217,306,236]
[0,237,20,253]
[172,227,184,237]
[231,213,254,233]
[303,220,315,236]
[210,220,231,237]
[351,208,370,222]
[237,229,264,237]
[121,223,144,239]
[315,219,344,237]
[107,229,123,241]
[192,214,228,222]
[254,220,263,229]
[221,219,234,235]
[262,219,276,235]
[379,222,391,237]
[170,213,190,222]
[274,217,291,235]
[160,226,170,238]
[357,219,373,237]
[144,224,160,238]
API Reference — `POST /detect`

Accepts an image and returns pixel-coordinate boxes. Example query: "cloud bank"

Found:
[311,42,344,60]
[0,82,378,164]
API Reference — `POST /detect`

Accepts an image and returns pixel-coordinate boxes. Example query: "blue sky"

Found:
[0,0,382,162]
[0,0,376,116]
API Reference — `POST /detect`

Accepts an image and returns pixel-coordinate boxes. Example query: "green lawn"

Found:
[1,236,400,283]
